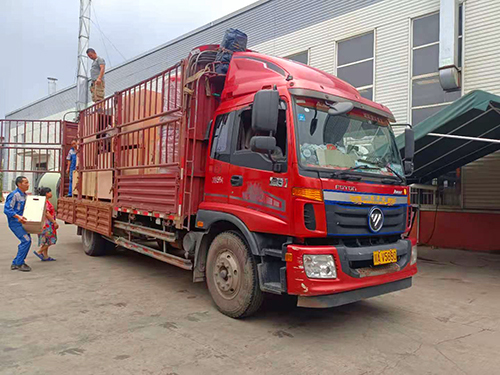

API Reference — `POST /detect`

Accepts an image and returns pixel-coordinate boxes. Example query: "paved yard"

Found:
[1,210,499,375]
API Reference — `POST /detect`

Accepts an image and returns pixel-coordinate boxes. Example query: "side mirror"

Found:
[404,128,415,161]
[252,90,279,133]
[404,160,414,176]
[250,136,276,153]
[327,101,354,116]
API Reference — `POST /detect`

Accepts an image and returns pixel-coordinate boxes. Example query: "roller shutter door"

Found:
[463,151,500,210]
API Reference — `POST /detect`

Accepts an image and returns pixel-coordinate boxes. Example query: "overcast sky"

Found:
[0,0,257,118]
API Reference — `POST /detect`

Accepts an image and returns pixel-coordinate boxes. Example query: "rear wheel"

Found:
[206,231,263,318]
[82,229,110,256]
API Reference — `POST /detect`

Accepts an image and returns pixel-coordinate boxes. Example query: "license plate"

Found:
[373,249,397,266]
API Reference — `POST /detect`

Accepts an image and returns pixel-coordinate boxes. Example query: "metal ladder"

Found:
[181,76,199,230]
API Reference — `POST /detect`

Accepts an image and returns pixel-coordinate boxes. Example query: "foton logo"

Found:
[350,195,397,206]
[335,185,357,192]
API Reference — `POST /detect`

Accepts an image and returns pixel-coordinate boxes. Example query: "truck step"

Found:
[262,282,283,294]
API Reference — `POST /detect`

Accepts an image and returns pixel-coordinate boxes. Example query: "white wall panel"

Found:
[463,0,500,95]
[309,43,335,75]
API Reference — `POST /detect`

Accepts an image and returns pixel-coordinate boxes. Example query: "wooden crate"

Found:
[72,170,80,196]
[97,171,113,200]
[82,171,96,197]
[121,89,162,124]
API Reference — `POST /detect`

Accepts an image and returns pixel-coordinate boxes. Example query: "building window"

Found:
[411,8,463,125]
[337,32,374,100]
[285,50,309,65]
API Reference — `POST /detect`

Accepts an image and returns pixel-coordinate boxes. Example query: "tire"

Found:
[206,231,263,318]
[82,229,109,256]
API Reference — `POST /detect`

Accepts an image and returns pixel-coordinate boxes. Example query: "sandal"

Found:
[42,257,56,262]
[33,251,44,261]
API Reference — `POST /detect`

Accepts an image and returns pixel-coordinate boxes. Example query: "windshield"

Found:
[294,97,403,179]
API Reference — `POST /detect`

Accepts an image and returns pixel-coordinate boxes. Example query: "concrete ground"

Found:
[1,211,500,375]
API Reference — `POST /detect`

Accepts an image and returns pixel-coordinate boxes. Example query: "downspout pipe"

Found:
[439,0,460,90]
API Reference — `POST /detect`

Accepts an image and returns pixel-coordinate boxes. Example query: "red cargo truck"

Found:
[4,44,418,317]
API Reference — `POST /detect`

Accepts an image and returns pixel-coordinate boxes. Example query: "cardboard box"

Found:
[22,196,47,234]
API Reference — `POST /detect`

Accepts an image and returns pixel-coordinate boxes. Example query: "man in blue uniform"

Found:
[66,139,78,197]
[4,176,32,272]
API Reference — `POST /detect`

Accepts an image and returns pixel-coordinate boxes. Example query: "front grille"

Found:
[325,202,407,236]
[305,235,399,247]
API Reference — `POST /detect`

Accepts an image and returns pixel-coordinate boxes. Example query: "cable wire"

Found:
[90,3,127,62]
[92,18,112,67]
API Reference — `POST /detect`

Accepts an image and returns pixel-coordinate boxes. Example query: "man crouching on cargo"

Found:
[4,176,32,272]
[86,48,106,102]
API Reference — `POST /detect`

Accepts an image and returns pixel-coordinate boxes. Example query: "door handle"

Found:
[231,175,243,187]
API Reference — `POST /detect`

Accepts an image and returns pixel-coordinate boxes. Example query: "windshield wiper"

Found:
[330,165,375,181]
[384,163,405,183]
[356,159,405,183]
[345,165,379,173]
[331,163,404,183]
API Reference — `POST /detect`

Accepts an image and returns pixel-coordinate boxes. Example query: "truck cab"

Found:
[197,51,417,315]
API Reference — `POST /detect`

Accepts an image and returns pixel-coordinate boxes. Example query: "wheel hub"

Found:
[214,251,240,299]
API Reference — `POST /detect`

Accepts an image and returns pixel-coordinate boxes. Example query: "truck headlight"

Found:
[411,245,418,265]
[303,254,337,279]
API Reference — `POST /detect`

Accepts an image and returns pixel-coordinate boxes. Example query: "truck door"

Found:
[228,102,291,234]
[204,112,235,204]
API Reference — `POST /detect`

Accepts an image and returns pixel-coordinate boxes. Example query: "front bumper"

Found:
[286,242,417,297]
[297,278,412,308]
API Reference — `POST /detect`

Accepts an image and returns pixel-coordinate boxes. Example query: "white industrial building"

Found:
[2,0,500,249]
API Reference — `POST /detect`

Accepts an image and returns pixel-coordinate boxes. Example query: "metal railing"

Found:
[0,120,63,174]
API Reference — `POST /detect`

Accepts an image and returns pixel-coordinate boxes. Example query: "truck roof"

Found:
[223,51,395,121]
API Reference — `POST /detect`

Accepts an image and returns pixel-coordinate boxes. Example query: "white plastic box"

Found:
[22,196,47,234]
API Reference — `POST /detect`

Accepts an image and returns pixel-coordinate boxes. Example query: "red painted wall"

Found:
[416,210,500,252]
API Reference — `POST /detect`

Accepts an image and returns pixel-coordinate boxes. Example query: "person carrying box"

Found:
[4,176,32,272]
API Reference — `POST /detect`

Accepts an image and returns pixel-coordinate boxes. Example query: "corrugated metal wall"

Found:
[252,0,442,125]
[463,151,500,210]
[461,0,500,210]
[463,0,500,94]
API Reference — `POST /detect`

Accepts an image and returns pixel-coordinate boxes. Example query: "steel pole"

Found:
[76,0,91,114]
[427,132,500,144]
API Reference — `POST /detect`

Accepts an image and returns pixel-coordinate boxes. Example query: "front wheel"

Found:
[206,231,263,318]
[82,229,109,256]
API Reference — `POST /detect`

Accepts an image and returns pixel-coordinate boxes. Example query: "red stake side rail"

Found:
[71,60,187,223]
